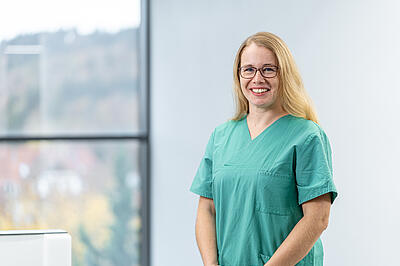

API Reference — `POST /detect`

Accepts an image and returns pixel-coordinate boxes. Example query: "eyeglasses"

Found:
[239,64,279,79]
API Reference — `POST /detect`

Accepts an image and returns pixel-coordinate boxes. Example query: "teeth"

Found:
[252,88,270,93]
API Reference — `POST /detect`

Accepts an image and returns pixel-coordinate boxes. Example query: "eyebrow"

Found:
[241,63,276,67]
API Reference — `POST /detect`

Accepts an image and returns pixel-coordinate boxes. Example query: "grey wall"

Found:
[150,1,400,265]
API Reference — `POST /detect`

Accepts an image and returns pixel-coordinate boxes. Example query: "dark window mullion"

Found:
[0,134,148,142]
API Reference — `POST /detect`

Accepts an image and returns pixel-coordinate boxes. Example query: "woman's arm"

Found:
[195,196,219,266]
[265,193,332,266]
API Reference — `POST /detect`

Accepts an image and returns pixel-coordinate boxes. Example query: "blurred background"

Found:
[0,0,145,266]
[1,0,400,266]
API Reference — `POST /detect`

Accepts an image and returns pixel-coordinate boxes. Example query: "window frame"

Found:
[0,0,151,265]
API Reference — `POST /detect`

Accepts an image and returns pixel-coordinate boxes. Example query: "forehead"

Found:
[240,42,277,66]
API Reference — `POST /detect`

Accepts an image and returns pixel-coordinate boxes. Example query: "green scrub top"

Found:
[190,114,338,266]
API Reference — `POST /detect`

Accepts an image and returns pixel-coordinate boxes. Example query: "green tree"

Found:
[79,148,139,266]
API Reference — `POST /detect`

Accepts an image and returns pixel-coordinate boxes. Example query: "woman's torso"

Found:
[211,114,324,266]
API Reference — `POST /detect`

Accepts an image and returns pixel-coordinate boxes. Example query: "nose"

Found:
[252,69,265,83]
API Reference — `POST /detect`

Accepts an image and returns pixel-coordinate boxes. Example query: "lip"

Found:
[250,88,270,96]
[249,87,270,91]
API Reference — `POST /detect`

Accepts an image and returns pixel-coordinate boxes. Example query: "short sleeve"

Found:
[295,129,338,205]
[189,130,215,199]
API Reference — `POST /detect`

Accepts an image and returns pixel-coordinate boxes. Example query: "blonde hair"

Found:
[231,32,320,124]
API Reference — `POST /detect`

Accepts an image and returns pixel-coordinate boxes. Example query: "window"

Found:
[0,1,149,266]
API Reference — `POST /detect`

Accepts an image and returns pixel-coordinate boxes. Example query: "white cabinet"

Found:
[0,230,71,266]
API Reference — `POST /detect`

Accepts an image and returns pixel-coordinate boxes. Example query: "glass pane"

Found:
[0,141,142,266]
[0,0,142,135]
[1,53,41,132]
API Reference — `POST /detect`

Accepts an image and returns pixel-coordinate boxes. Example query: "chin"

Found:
[251,102,274,109]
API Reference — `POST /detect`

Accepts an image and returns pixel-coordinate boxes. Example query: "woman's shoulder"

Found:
[213,117,243,135]
[287,114,330,141]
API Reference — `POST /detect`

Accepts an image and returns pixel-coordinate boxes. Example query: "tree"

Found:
[79,148,139,266]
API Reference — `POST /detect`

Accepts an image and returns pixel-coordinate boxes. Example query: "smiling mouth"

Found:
[250,88,271,93]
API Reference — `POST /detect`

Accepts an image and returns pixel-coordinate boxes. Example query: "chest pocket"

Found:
[256,170,299,216]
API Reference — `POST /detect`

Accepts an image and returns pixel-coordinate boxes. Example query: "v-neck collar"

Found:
[244,113,291,142]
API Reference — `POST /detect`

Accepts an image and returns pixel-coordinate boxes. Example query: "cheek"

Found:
[270,79,279,92]
[274,78,279,88]
[240,79,249,92]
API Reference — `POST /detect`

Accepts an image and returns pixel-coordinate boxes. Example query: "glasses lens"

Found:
[241,67,256,78]
[262,66,277,78]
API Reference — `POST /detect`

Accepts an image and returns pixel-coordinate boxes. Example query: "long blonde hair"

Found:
[231,32,320,124]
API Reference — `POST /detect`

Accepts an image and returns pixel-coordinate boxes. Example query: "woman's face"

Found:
[239,43,281,112]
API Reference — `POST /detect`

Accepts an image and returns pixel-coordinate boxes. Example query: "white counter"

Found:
[0,230,71,266]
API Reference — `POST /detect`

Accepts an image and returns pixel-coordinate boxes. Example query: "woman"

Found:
[190,32,338,266]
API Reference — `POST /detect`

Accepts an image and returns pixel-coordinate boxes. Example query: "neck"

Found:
[247,106,288,127]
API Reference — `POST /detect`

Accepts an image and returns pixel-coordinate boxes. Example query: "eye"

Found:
[263,66,275,72]
[243,67,255,73]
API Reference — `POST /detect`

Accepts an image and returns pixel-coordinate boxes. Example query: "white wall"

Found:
[150,1,400,265]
